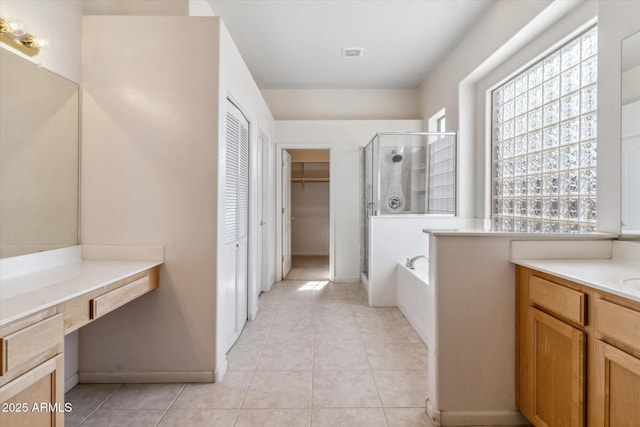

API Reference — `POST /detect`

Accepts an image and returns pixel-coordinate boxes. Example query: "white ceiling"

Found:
[208,0,494,89]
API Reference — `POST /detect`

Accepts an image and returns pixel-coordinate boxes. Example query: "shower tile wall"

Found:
[379,147,415,214]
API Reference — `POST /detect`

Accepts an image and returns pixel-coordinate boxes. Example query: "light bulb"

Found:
[32,36,50,49]
[7,18,27,36]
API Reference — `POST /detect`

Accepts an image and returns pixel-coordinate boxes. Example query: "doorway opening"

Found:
[281,148,331,281]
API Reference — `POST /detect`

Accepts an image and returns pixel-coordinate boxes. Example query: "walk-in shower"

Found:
[362,132,457,277]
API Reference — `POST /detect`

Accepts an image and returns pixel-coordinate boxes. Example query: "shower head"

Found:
[392,151,403,163]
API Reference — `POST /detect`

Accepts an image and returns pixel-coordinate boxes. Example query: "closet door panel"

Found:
[222,100,249,352]
[236,113,249,333]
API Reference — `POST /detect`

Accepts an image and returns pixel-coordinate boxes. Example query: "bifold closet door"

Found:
[223,100,249,352]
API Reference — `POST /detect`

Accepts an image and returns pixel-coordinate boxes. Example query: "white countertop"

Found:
[1,247,162,326]
[1,260,161,326]
[512,258,640,303]
[423,228,618,238]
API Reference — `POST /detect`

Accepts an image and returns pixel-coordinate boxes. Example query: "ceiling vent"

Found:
[341,47,364,58]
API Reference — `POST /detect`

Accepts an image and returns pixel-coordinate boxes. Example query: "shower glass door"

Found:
[363,138,376,277]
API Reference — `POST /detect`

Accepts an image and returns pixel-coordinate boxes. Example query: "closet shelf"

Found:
[291,177,329,183]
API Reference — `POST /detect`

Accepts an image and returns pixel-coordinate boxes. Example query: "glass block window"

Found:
[492,26,597,233]
[428,134,456,214]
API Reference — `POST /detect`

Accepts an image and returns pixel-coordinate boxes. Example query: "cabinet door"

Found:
[593,340,640,426]
[531,308,585,427]
[0,354,64,426]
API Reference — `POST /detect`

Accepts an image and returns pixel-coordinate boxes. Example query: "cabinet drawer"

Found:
[529,275,585,325]
[0,314,63,376]
[595,299,640,352]
[90,275,156,319]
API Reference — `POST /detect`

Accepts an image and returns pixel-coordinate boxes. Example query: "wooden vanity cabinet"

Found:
[0,308,65,427]
[0,265,160,426]
[517,268,586,426]
[593,340,640,426]
[593,297,640,426]
[517,266,640,427]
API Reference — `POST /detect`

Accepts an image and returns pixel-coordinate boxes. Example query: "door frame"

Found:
[275,143,335,282]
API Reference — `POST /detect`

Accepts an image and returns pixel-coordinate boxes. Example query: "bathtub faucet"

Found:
[406,255,428,269]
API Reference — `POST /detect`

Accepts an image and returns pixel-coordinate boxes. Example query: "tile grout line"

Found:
[233,299,275,425]
[353,300,390,427]
[77,383,123,426]
[309,284,319,427]
[154,383,187,427]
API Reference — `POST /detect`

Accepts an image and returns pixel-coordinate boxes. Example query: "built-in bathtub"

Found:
[396,261,430,346]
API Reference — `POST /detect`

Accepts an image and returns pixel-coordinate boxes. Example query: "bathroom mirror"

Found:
[0,48,79,258]
[621,31,640,236]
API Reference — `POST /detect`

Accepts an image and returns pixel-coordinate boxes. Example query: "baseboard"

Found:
[426,397,441,426]
[64,373,79,393]
[360,273,369,292]
[333,275,361,283]
[440,410,528,425]
[78,370,214,383]
[214,358,228,383]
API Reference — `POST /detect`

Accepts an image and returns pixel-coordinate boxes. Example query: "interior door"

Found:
[260,134,270,291]
[223,100,249,351]
[282,150,292,278]
[236,113,249,333]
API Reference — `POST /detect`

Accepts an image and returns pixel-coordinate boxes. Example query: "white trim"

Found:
[426,397,441,426]
[248,117,259,322]
[276,143,335,282]
[428,108,446,132]
[214,358,228,383]
[360,273,369,292]
[79,371,215,383]
[64,373,79,393]
[440,410,528,426]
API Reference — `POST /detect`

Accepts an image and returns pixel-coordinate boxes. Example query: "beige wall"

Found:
[82,0,189,16]
[418,0,555,130]
[79,15,275,382]
[291,182,330,256]
[79,16,221,382]
[262,89,420,120]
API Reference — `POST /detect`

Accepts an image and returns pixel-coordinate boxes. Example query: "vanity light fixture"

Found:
[0,17,49,57]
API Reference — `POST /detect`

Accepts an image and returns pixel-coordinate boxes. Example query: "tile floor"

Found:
[65,280,522,426]
[284,256,330,281]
